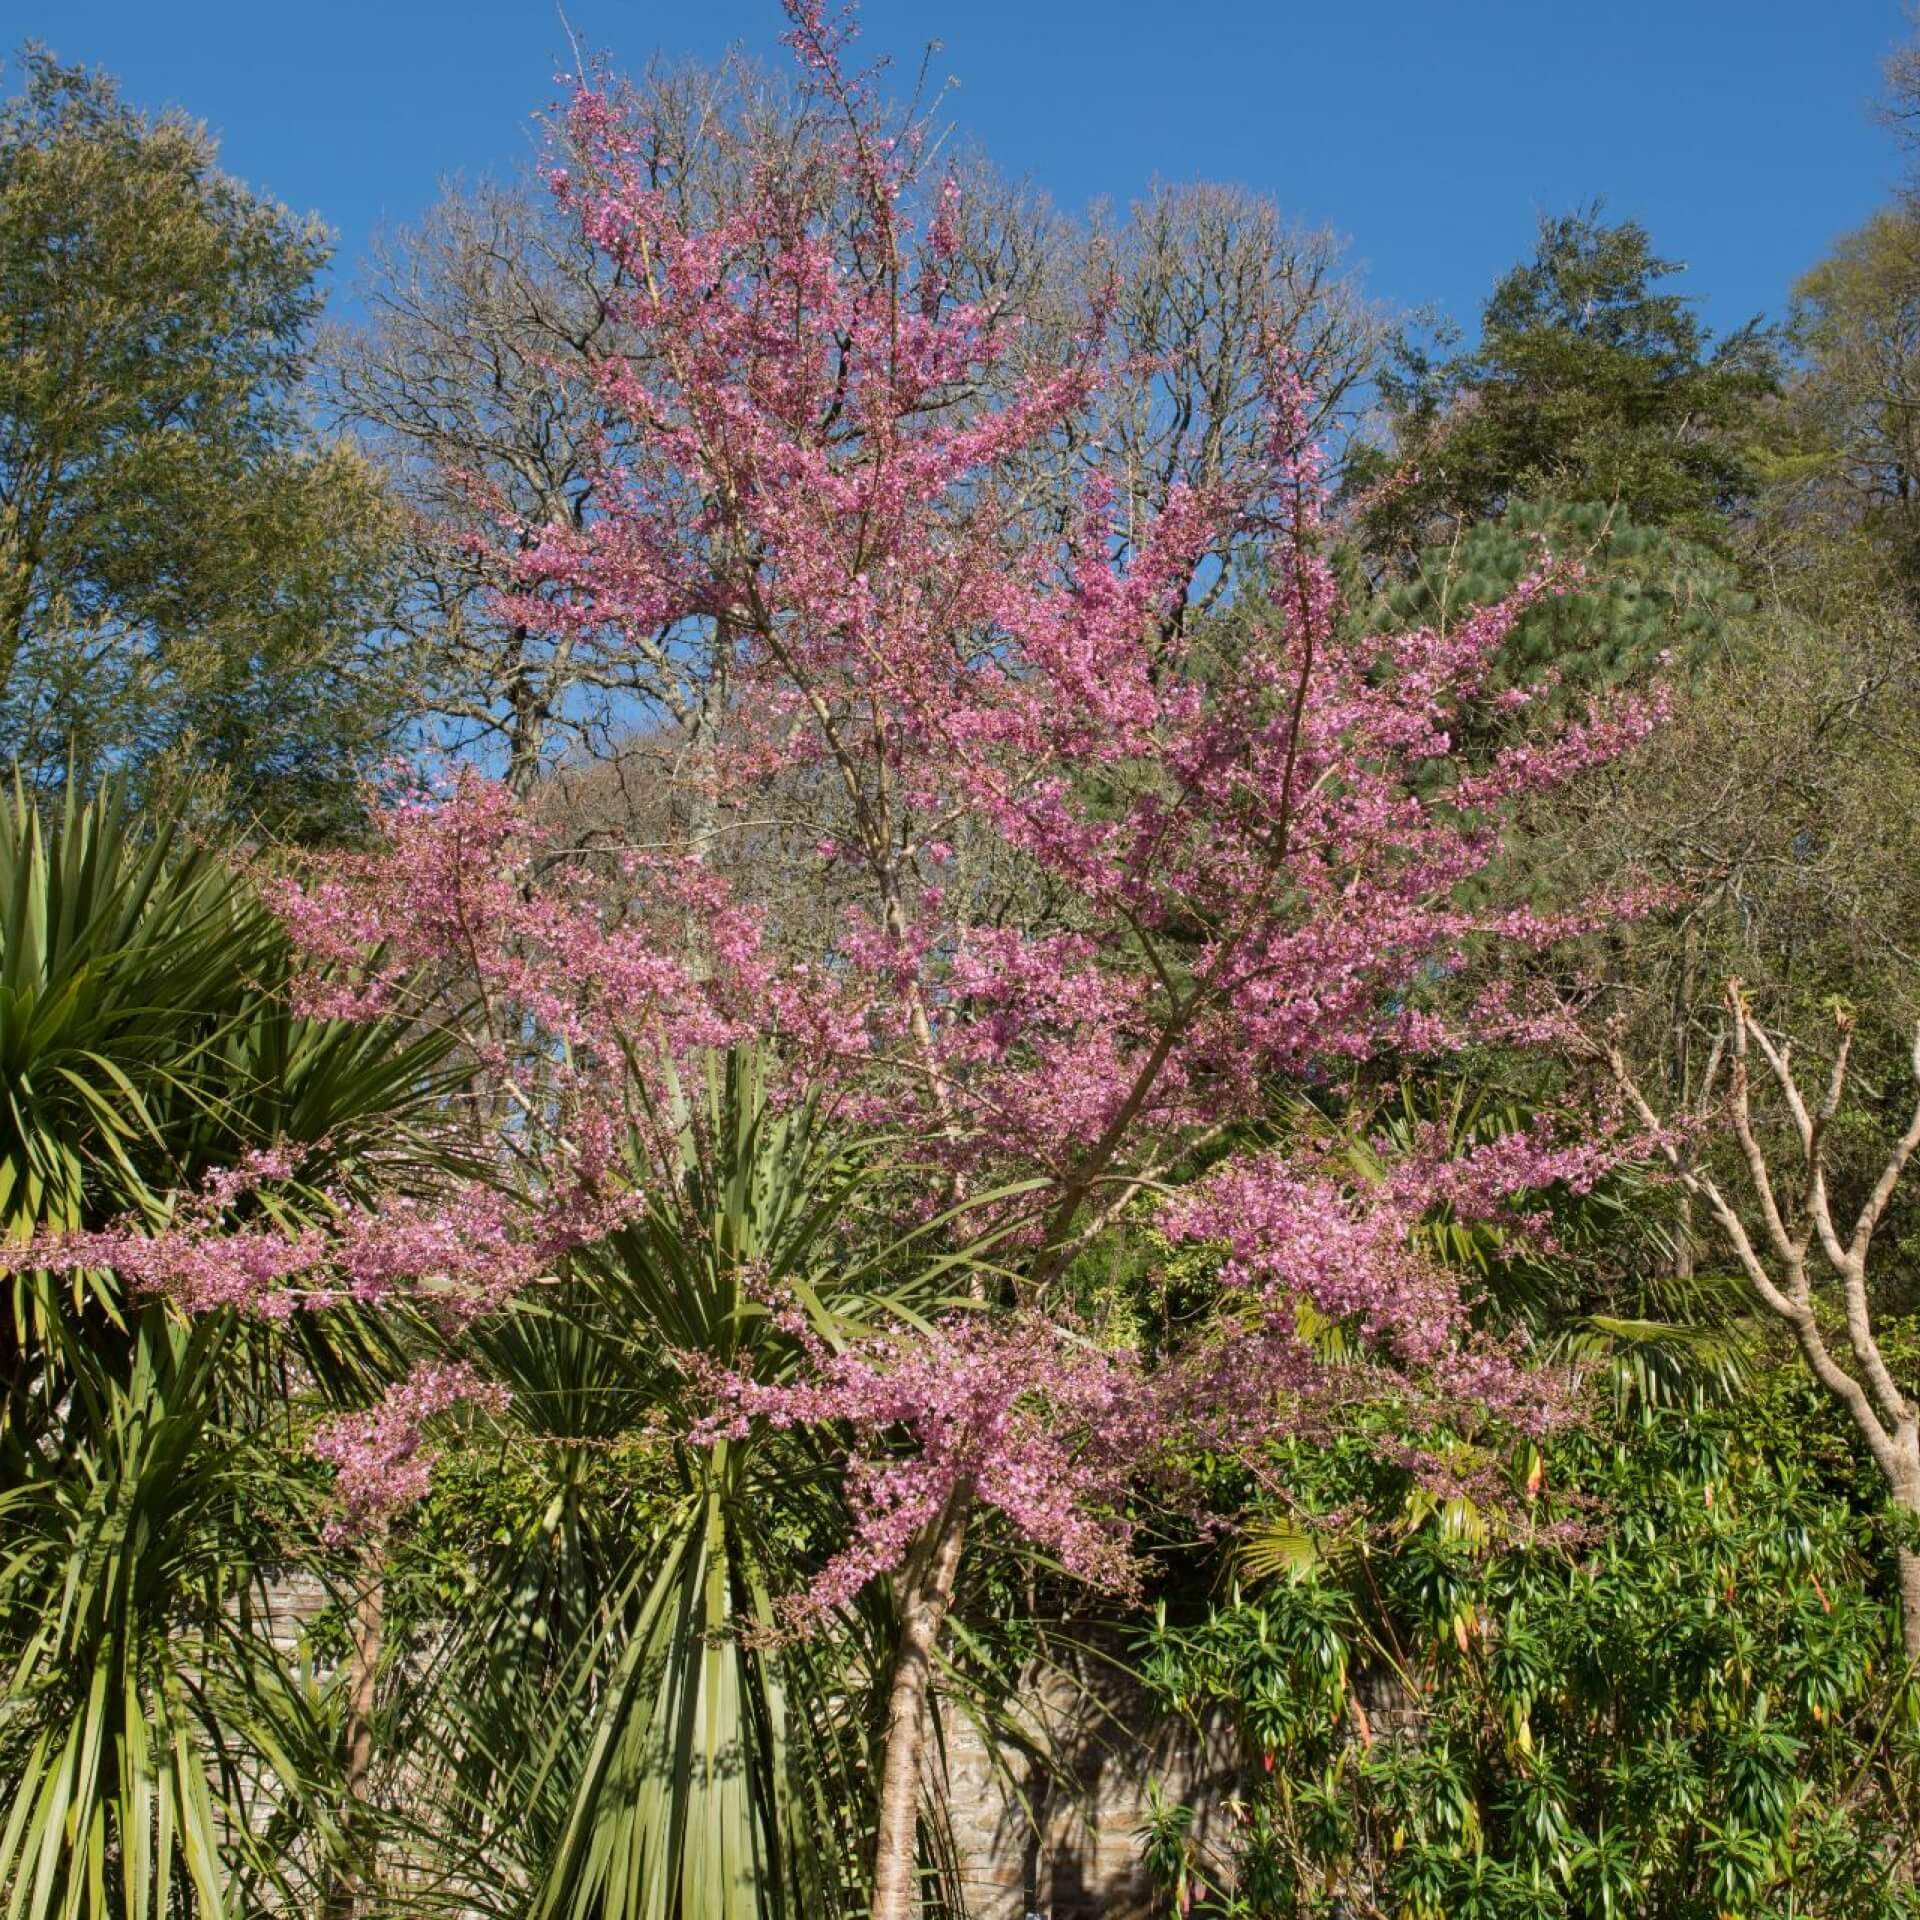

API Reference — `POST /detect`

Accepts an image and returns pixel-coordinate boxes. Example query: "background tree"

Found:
[0,49,409,836]
[1514,520,1920,1300]
[1349,189,1920,1302]
[326,67,1385,802]
[325,173,640,795]
[1048,180,1383,605]
[1356,208,1778,568]
[1788,209,1920,577]
[324,50,1051,798]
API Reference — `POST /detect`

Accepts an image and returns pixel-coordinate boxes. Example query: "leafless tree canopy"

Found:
[323,51,1386,800]
[1608,991,1920,1658]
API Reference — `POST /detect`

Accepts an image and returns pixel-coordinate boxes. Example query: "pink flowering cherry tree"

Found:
[11,9,1657,1915]
[497,18,1650,1908]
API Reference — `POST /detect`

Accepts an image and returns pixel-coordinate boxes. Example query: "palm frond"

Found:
[0,778,469,1920]
[376,1047,959,1920]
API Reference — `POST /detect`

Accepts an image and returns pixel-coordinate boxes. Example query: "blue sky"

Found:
[14,0,1912,345]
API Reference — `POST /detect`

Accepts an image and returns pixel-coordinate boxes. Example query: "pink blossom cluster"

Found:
[694,1174,1579,1626]
[308,1363,510,1545]
[2,1156,634,1324]
[1161,1121,1615,1416]
[4,1147,623,1528]
[263,769,772,1077]
[696,1314,1160,1623]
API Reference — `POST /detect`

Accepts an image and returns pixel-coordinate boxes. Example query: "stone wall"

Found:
[938,1643,1242,1920]
[936,1642,1425,1918]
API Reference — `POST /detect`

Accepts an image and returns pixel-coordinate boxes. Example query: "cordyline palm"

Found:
[380,1048,1001,1920]
[0,780,459,1920]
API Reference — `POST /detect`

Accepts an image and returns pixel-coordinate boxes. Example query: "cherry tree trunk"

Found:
[869,1491,972,1920]
[323,1552,387,1920]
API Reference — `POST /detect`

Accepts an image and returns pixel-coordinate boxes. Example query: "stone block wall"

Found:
[936,1642,1242,1920]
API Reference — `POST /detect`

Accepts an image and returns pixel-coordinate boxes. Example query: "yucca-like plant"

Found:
[380,1049,993,1920]
[0,779,460,1920]
[0,779,459,1410]
[0,1316,345,1920]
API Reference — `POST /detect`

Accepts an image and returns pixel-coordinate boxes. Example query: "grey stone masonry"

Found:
[936,1641,1242,1920]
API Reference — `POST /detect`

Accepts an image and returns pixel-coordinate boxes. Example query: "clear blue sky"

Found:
[12,0,1912,344]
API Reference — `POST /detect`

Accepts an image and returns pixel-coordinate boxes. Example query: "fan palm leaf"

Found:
[383,1049,991,1920]
[0,779,465,1920]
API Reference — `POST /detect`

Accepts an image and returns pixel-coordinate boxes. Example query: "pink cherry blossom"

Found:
[21,1,1659,1592]
[308,1363,510,1544]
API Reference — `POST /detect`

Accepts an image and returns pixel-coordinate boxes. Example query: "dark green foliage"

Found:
[1357,209,1779,565]
[1369,499,1743,748]
[1785,207,1920,580]
[1137,1372,1920,1919]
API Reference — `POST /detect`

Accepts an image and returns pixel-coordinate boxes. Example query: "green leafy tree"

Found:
[0,49,409,836]
[1786,208,1920,577]
[1358,209,1778,565]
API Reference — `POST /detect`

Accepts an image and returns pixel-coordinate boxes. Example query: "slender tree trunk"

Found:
[1899,1542,1920,1670]
[324,1545,387,1920]
[1895,1468,1920,1671]
[869,1490,972,1920]
[0,515,43,706]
